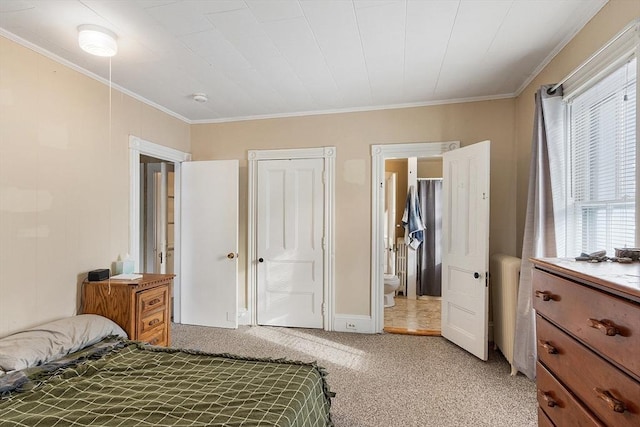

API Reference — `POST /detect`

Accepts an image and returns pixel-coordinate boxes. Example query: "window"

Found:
[565,58,637,256]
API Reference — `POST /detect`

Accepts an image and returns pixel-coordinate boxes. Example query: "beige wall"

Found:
[417,158,443,179]
[0,36,190,336]
[384,159,408,231]
[515,0,640,254]
[6,0,629,331]
[192,99,517,315]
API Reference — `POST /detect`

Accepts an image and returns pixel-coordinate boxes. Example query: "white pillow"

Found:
[0,314,127,372]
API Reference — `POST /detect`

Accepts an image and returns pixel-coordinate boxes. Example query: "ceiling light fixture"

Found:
[78,24,118,57]
[192,93,208,103]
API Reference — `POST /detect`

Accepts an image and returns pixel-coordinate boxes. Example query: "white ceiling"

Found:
[0,0,607,123]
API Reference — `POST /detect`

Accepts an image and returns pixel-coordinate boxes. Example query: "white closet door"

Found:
[256,158,324,328]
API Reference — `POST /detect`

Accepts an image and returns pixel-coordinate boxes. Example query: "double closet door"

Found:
[180,157,326,330]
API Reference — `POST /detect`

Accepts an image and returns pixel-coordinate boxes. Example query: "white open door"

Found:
[143,162,167,274]
[256,158,324,328]
[154,162,168,273]
[181,160,239,328]
[441,140,490,360]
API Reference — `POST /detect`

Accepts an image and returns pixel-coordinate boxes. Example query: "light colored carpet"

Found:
[171,324,537,427]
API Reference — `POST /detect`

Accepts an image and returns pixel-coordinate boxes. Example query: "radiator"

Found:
[490,254,521,376]
[395,238,407,295]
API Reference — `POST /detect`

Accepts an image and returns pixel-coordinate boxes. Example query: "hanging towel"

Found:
[402,185,426,250]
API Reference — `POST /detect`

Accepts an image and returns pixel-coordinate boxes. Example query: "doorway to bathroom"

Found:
[383,157,443,336]
[373,140,491,361]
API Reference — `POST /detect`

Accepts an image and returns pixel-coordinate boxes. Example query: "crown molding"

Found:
[0,29,191,124]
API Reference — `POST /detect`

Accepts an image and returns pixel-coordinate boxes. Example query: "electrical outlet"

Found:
[346,322,357,330]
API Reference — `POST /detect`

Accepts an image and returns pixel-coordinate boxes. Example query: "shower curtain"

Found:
[417,179,442,297]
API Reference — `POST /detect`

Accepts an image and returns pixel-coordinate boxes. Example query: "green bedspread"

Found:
[0,337,333,426]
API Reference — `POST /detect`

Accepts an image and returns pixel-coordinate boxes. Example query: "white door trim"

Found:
[129,135,191,322]
[248,147,336,330]
[370,141,459,333]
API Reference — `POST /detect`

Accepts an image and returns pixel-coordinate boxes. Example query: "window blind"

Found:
[566,58,637,256]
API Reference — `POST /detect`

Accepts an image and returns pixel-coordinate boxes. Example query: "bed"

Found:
[0,315,333,426]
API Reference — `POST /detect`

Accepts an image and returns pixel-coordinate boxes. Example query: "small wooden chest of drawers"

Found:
[81,274,174,347]
[532,258,640,427]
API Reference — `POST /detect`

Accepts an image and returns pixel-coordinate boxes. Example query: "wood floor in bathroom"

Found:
[383,295,441,336]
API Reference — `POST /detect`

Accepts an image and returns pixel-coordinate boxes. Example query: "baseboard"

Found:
[333,314,374,333]
[236,311,373,331]
[238,308,250,326]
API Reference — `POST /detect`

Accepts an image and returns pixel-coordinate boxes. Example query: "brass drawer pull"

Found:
[148,319,160,327]
[588,318,619,336]
[538,340,558,354]
[148,298,161,306]
[540,391,557,407]
[594,388,626,413]
[535,290,552,301]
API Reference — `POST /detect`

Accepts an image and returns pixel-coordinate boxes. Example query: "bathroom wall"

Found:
[417,158,443,179]
[385,159,408,230]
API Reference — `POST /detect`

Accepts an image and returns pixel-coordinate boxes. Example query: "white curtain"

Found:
[513,85,565,379]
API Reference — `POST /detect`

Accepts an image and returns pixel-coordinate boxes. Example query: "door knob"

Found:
[227,252,237,259]
[474,272,480,279]
[258,258,264,263]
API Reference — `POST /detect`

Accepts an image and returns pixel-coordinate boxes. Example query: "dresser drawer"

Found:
[538,406,554,427]
[533,269,640,379]
[137,287,168,315]
[536,315,640,426]
[537,362,603,426]
[138,326,166,347]
[139,309,165,335]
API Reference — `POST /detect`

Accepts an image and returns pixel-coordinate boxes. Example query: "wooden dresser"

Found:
[532,258,640,426]
[82,274,174,347]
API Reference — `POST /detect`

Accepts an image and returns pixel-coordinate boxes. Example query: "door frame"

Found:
[129,135,191,322]
[248,147,336,330]
[384,171,397,275]
[370,141,459,333]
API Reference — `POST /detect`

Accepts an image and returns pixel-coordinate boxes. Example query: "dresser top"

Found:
[532,258,640,302]
[86,273,175,289]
